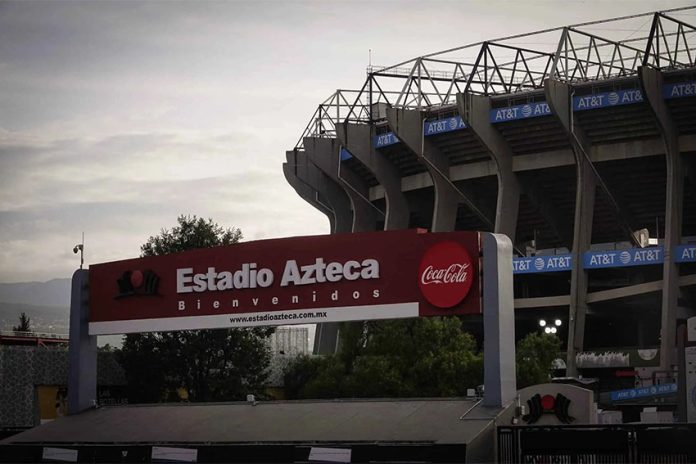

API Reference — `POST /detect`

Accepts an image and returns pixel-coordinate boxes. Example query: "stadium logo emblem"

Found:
[521,105,533,117]
[619,251,631,264]
[449,117,457,130]
[534,258,545,271]
[116,269,160,298]
[418,241,473,308]
[523,393,575,424]
[608,92,619,105]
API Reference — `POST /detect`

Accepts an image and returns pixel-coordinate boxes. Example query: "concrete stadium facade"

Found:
[284,9,696,377]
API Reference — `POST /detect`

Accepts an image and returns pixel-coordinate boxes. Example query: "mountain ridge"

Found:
[0,278,71,307]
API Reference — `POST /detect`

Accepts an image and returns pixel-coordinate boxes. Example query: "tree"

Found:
[283,317,484,399]
[117,215,274,403]
[516,332,562,388]
[13,312,31,333]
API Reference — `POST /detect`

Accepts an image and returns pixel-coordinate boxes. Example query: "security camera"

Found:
[73,244,83,254]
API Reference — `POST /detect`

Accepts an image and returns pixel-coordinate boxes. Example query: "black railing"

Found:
[499,423,696,464]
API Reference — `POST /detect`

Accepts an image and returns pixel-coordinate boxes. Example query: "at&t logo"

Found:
[418,241,474,308]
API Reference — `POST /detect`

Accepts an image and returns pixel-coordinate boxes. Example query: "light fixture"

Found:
[544,327,551,334]
[555,319,562,327]
[550,327,557,334]
[73,232,84,270]
[539,319,547,327]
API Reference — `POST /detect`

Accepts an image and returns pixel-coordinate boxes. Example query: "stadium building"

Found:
[284,8,696,384]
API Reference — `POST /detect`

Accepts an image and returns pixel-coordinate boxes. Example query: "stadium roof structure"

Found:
[285,7,696,375]
[295,7,696,147]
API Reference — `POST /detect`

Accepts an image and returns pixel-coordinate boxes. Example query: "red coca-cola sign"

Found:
[418,241,474,308]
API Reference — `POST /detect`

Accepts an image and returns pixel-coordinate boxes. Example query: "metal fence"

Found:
[499,424,696,464]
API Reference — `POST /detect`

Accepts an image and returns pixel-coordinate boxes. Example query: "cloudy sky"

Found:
[1,0,694,283]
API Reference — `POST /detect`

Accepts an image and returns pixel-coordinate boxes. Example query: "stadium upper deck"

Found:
[284,8,696,376]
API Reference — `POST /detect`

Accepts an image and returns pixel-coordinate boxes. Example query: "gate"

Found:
[498,424,696,463]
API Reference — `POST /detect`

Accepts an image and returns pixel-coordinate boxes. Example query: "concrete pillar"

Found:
[457,93,520,242]
[68,269,97,414]
[337,122,410,230]
[304,137,381,233]
[640,66,683,370]
[286,150,353,234]
[287,150,354,355]
[546,79,596,377]
[386,107,460,232]
[302,138,382,354]
[283,160,336,233]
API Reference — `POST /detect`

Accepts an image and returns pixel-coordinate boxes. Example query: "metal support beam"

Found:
[546,79,596,378]
[640,66,684,370]
[337,122,410,230]
[457,93,520,243]
[304,137,381,233]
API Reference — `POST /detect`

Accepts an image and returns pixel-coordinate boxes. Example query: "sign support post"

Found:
[68,269,97,414]
[482,233,516,407]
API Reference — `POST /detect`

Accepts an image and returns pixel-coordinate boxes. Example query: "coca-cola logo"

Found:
[418,241,474,308]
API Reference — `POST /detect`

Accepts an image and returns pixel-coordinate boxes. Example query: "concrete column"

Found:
[302,138,381,354]
[304,137,381,232]
[68,269,97,414]
[457,93,520,242]
[546,79,596,377]
[287,150,353,354]
[283,160,336,233]
[640,66,683,370]
[337,122,410,230]
[386,107,460,232]
[286,150,353,234]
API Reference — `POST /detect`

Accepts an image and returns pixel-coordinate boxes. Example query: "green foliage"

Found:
[116,215,273,403]
[283,317,484,399]
[282,354,325,399]
[140,215,242,257]
[516,332,562,388]
[12,312,31,332]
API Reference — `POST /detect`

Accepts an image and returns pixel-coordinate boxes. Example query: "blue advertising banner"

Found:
[610,383,677,402]
[340,148,353,161]
[583,247,664,269]
[675,244,696,263]
[663,81,696,99]
[513,254,573,274]
[373,132,400,148]
[489,101,551,123]
[423,115,466,136]
[573,89,643,111]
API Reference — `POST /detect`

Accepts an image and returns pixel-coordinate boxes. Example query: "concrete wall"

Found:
[0,346,125,428]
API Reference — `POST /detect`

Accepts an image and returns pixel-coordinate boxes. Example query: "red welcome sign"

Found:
[88,230,481,335]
